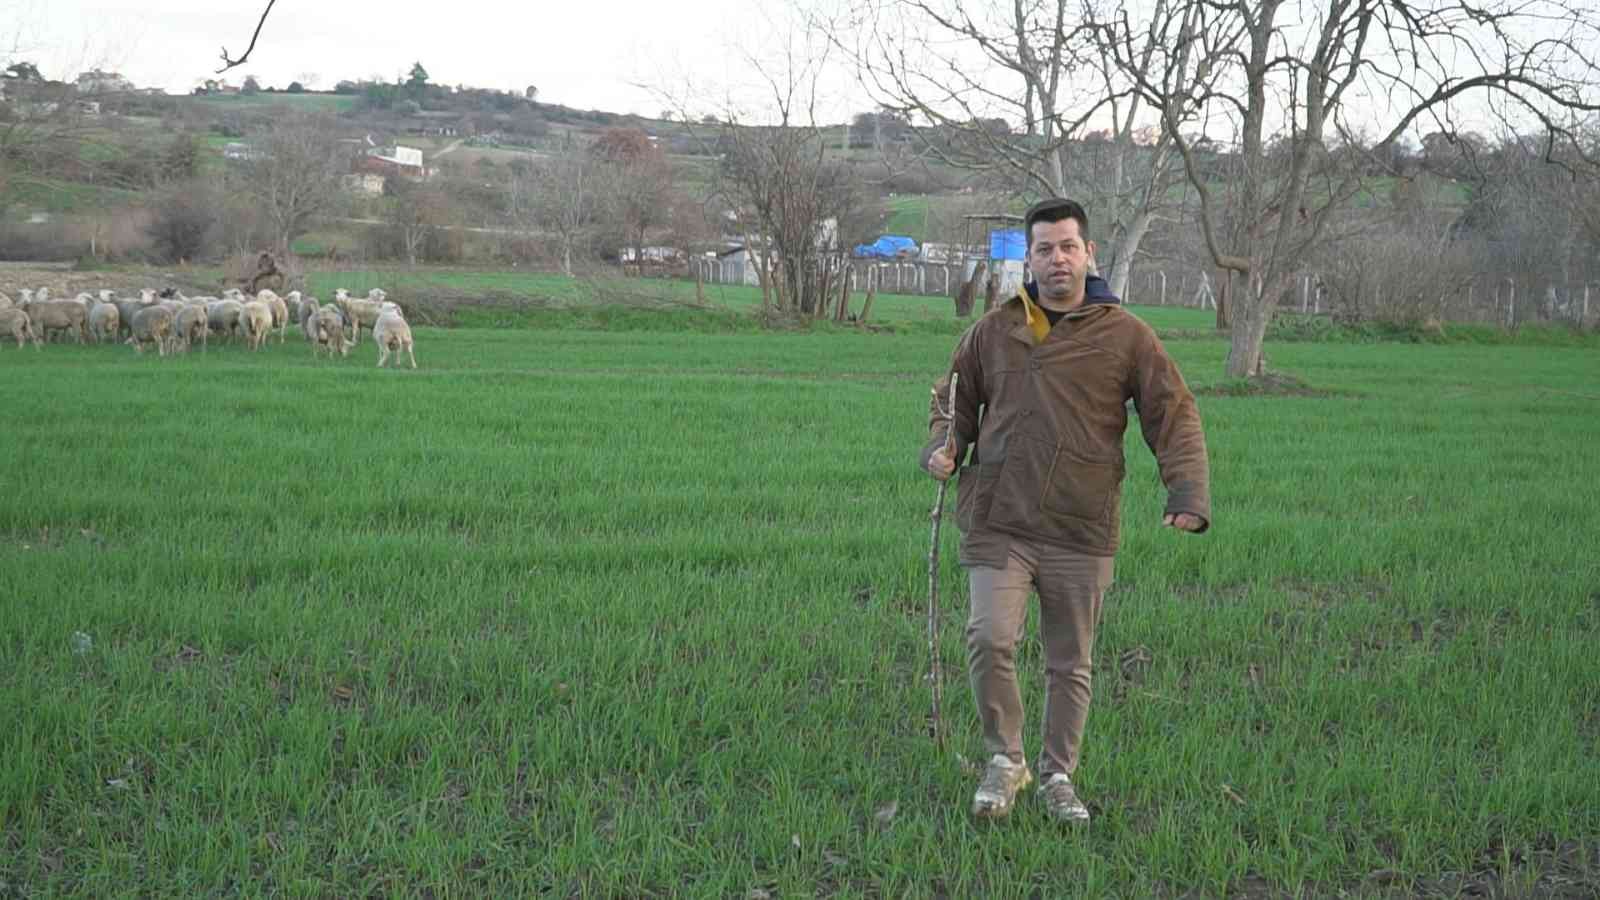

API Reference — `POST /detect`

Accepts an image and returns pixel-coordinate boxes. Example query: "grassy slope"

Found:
[184,92,357,114]
[0,318,1596,896]
[4,178,143,215]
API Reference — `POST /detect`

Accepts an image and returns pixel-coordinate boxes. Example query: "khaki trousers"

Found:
[965,535,1114,778]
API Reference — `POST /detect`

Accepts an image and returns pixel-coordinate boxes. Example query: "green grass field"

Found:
[1,312,1597,896]
[184,92,357,114]
[3,178,143,216]
[263,268,983,331]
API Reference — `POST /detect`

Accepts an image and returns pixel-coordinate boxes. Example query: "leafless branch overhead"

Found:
[217,0,278,73]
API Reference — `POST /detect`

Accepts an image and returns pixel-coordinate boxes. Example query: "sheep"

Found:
[88,302,120,344]
[126,305,175,356]
[206,299,245,344]
[18,294,89,344]
[239,300,273,351]
[172,305,210,353]
[309,306,356,358]
[283,290,305,325]
[0,292,12,311]
[112,291,155,340]
[299,296,322,343]
[372,301,416,369]
[98,289,116,303]
[333,288,386,343]
[0,308,39,349]
[257,289,290,343]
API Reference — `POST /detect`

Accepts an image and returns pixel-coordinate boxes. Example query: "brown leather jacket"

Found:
[922,289,1210,564]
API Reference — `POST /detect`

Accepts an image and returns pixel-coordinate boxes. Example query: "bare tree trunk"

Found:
[1215,268,1232,330]
[695,265,705,304]
[1107,210,1154,300]
[1226,305,1269,377]
[835,265,852,321]
[772,261,789,314]
[1225,276,1288,377]
[562,243,574,278]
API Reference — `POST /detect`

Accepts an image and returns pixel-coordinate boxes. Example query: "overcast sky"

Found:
[8,0,1584,138]
[9,0,823,118]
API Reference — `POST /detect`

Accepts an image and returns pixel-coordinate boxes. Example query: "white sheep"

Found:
[172,305,210,353]
[309,306,356,358]
[283,290,305,326]
[206,299,245,344]
[18,294,89,344]
[112,291,156,340]
[299,297,322,343]
[371,301,416,369]
[0,292,12,311]
[126,306,175,356]
[0,308,39,349]
[257,289,290,343]
[88,302,121,344]
[333,288,385,343]
[240,300,273,351]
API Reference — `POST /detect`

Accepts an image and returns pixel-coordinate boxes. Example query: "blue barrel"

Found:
[989,229,1026,260]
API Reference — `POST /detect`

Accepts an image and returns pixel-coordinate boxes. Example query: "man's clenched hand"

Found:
[927,447,956,481]
[1162,512,1205,532]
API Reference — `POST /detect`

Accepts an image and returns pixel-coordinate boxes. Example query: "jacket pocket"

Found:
[1041,448,1121,526]
[987,432,1052,533]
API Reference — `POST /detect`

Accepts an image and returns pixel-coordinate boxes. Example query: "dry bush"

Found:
[1319,232,1474,327]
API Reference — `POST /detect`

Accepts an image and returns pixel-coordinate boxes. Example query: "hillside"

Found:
[1,83,1481,268]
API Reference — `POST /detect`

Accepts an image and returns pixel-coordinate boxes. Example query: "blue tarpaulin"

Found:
[852,234,919,258]
[989,229,1026,260]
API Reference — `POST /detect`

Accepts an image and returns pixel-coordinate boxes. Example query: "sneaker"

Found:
[971,754,1033,819]
[1040,773,1090,823]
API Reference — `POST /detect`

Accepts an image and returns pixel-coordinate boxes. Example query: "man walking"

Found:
[921,198,1211,823]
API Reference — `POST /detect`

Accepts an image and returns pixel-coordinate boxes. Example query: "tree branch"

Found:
[217,0,278,73]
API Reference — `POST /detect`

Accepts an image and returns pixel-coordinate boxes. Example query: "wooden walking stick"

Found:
[926,371,959,750]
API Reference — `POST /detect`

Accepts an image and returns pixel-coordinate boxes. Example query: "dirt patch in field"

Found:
[0,263,219,300]
[1196,372,1344,398]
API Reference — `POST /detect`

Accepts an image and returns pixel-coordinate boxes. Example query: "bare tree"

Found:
[714,121,867,316]
[835,0,1211,298]
[656,33,870,318]
[1097,0,1600,376]
[234,113,348,255]
[384,177,451,266]
[508,139,596,277]
[591,128,675,276]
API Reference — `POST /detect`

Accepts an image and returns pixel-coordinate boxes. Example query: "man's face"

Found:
[1028,217,1095,302]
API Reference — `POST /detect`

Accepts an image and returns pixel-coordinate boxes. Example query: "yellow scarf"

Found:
[1018,287,1051,343]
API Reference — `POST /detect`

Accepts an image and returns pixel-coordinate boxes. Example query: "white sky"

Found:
[8,0,831,119]
[7,0,1590,138]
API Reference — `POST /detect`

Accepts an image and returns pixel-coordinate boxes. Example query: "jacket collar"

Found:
[1009,276,1121,345]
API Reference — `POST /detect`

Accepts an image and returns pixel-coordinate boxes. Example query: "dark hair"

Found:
[1024,197,1089,245]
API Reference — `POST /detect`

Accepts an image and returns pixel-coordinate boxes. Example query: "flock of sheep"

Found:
[0,285,417,368]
